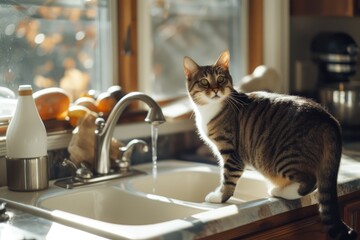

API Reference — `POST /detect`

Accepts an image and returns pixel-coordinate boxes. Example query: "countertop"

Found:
[0,146,359,239]
[0,206,106,240]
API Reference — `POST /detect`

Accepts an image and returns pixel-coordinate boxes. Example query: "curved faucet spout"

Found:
[94,92,166,174]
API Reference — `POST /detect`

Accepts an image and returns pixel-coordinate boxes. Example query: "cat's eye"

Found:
[198,79,209,87]
[217,76,226,84]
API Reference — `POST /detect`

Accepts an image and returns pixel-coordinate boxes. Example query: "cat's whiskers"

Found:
[190,92,201,102]
[189,111,195,120]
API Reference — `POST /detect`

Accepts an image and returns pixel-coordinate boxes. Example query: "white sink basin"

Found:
[127,167,269,203]
[127,170,219,203]
[38,186,205,225]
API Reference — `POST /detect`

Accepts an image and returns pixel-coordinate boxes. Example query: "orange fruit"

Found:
[34,88,70,120]
[107,85,125,101]
[96,91,117,117]
[67,105,91,127]
[74,96,98,112]
[80,89,98,99]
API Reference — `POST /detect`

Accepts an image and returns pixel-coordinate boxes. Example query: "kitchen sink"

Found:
[35,161,270,226]
[0,160,272,239]
[126,167,269,203]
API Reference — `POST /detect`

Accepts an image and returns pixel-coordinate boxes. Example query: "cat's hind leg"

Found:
[268,172,317,200]
[269,182,302,200]
[296,172,317,196]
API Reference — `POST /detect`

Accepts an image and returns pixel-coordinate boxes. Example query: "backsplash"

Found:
[0,130,205,187]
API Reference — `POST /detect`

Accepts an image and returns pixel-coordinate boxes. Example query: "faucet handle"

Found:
[95,118,105,133]
[61,158,93,179]
[115,139,149,171]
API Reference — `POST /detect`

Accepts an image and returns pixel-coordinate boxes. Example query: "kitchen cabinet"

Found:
[290,0,360,16]
[240,216,327,240]
[343,197,360,233]
[201,190,360,240]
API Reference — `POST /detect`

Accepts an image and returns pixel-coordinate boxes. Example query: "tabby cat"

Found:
[183,50,357,240]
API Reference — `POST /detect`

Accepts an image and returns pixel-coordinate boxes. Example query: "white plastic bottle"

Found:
[6,85,48,191]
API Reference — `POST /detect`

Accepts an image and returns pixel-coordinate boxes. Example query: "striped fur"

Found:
[183,51,357,240]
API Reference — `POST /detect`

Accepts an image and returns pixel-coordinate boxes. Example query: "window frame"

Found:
[122,0,264,96]
[117,0,139,93]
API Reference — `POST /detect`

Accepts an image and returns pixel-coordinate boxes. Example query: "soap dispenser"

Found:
[6,85,48,191]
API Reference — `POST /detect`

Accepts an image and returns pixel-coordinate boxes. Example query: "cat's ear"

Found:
[183,56,199,80]
[214,50,230,70]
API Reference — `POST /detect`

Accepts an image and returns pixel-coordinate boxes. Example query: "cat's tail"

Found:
[317,127,357,240]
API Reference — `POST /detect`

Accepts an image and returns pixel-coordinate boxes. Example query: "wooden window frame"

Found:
[117,0,138,93]
[116,0,264,93]
[248,0,264,73]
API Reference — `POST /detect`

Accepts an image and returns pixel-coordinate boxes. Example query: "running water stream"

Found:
[151,124,158,193]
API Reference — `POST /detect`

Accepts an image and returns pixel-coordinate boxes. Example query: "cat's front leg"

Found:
[206,159,244,203]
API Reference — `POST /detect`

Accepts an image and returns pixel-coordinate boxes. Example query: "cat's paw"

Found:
[205,191,223,203]
[268,183,302,200]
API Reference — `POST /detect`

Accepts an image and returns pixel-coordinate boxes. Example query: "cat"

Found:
[183,50,357,240]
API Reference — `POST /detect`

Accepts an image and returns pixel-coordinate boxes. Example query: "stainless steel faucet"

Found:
[94,92,166,175]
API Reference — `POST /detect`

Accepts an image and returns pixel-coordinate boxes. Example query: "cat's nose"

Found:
[213,88,219,93]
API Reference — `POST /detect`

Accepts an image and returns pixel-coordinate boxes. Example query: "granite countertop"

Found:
[0,148,359,239]
[0,206,107,240]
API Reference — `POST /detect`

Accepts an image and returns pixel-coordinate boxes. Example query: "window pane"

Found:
[0,0,113,103]
[145,0,243,100]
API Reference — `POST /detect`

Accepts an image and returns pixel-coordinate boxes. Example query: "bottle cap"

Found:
[18,85,32,91]
[18,85,33,96]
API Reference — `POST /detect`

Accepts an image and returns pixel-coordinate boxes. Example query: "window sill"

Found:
[0,109,152,136]
[0,115,195,157]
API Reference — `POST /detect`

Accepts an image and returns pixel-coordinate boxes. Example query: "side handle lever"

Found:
[115,139,148,171]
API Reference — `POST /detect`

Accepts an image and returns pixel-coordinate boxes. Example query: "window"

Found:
[0,0,250,122]
[0,0,115,118]
[138,0,247,100]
